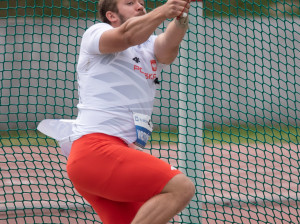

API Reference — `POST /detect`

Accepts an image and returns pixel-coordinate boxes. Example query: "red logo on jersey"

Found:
[134,65,157,79]
[150,60,157,71]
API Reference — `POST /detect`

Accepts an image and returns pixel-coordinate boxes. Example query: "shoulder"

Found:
[79,23,114,55]
[83,23,113,37]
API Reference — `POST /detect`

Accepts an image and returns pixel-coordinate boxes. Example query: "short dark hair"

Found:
[98,0,119,24]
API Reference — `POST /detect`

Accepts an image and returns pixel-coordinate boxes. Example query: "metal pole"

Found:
[178,0,204,222]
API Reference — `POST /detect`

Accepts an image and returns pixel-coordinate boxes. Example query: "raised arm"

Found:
[99,0,190,54]
[154,13,190,64]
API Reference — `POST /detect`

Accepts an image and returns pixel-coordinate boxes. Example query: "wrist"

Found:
[174,16,189,29]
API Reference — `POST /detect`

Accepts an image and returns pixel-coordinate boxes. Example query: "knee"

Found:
[179,177,196,203]
[163,174,195,204]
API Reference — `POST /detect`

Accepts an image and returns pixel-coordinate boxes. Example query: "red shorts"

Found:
[66,133,181,224]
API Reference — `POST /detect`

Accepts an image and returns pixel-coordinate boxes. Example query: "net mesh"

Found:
[0,0,299,223]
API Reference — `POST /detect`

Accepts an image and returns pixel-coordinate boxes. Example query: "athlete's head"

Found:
[98,0,146,26]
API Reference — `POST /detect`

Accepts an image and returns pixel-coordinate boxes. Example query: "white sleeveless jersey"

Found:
[71,23,165,144]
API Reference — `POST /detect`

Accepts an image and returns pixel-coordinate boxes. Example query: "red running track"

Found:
[0,143,299,223]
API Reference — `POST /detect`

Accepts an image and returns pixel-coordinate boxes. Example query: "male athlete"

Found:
[55,0,195,223]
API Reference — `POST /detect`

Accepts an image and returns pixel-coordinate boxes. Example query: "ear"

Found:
[106,11,118,24]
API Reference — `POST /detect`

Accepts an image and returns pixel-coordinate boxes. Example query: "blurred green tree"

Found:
[0,0,299,18]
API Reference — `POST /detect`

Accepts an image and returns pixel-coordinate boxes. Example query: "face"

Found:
[116,0,146,24]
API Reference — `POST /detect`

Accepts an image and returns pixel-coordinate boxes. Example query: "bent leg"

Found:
[131,174,195,224]
[76,188,144,224]
[67,133,188,223]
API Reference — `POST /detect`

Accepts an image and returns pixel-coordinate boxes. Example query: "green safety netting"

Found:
[0,0,299,223]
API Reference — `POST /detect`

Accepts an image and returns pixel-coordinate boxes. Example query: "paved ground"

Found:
[0,142,299,223]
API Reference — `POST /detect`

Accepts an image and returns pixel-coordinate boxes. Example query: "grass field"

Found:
[1,124,299,147]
